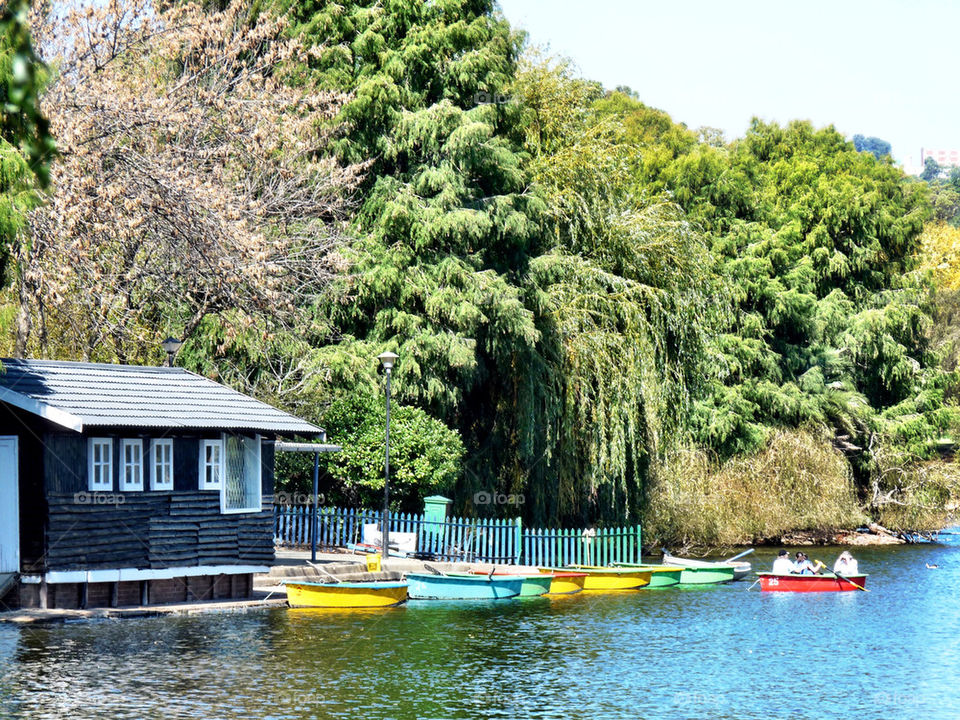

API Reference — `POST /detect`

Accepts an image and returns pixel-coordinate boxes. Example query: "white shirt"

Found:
[833,557,858,574]
[772,557,795,574]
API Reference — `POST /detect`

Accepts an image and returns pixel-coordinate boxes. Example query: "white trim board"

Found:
[0,386,84,432]
[19,565,269,584]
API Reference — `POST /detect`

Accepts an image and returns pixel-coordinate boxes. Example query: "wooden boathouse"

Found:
[0,359,323,610]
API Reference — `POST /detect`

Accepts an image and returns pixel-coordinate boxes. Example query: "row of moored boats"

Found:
[285,551,770,608]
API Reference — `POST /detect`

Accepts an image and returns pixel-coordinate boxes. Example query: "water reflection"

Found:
[2,544,960,719]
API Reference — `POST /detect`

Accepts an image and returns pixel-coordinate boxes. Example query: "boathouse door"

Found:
[0,436,18,573]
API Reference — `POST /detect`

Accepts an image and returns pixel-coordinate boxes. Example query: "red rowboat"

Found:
[757,573,868,592]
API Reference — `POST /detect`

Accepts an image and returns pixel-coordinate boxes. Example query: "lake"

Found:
[2,541,960,719]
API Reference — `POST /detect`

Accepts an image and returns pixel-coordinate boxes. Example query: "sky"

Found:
[497,0,956,169]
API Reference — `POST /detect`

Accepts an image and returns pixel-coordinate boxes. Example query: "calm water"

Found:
[3,542,960,719]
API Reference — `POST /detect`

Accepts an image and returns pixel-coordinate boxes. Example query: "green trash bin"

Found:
[422,495,452,553]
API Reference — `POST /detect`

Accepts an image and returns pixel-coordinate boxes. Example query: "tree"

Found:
[17,1,362,375]
[0,4,44,292]
[921,156,942,181]
[852,134,891,160]
[300,394,464,512]
[0,0,54,186]
[278,0,547,503]
[511,55,718,522]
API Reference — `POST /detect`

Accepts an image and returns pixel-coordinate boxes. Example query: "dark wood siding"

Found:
[173,437,199,491]
[44,433,86,493]
[46,491,274,570]
[0,407,281,573]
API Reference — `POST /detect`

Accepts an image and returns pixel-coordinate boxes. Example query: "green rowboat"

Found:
[611,564,682,588]
[672,565,736,585]
[616,562,735,585]
[457,572,552,597]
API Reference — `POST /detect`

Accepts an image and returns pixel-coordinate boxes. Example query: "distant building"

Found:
[922,148,960,168]
[900,148,960,177]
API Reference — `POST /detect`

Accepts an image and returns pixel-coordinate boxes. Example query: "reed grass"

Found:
[643,428,866,548]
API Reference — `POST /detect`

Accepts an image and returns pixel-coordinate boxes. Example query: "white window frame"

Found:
[120,439,144,491]
[200,439,223,490]
[220,433,263,515]
[151,439,174,491]
[88,438,113,491]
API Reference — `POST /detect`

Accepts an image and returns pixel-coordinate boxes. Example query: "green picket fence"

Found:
[274,505,641,566]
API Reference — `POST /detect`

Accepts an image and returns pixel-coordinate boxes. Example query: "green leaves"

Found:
[0,0,53,187]
[318,393,465,512]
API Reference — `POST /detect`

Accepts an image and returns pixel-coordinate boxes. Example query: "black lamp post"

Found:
[161,337,182,367]
[377,351,398,559]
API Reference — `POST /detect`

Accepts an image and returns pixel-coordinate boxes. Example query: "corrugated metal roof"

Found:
[0,359,322,435]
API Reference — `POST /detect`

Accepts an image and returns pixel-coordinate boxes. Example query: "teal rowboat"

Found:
[406,572,524,600]
[462,571,553,597]
[612,564,682,588]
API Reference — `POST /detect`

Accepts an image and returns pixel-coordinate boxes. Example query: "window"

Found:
[152,439,174,491]
[200,439,222,490]
[88,438,113,491]
[222,434,262,513]
[120,439,143,491]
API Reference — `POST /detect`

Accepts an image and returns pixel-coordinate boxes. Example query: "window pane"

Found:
[224,436,259,511]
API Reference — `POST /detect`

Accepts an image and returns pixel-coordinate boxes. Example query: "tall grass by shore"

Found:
[643,429,866,549]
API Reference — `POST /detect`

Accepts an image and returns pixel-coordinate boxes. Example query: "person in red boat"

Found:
[794,552,822,574]
[833,551,859,575]
[772,549,795,574]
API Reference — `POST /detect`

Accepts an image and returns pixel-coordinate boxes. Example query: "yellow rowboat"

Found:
[543,571,587,595]
[543,566,651,591]
[285,580,408,608]
[611,564,683,588]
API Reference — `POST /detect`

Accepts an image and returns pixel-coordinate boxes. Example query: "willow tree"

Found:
[513,58,719,523]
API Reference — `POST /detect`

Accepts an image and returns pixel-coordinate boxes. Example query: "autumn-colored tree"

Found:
[16,0,362,373]
[918,223,960,291]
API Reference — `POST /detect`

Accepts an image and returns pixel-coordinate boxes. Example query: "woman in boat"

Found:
[833,551,858,575]
[794,552,821,575]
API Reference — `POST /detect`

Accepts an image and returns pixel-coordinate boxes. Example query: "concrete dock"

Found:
[0,548,540,624]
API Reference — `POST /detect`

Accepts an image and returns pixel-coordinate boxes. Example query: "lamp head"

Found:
[161,336,183,354]
[377,351,399,371]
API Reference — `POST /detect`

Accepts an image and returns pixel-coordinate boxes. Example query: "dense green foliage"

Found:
[276,393,464,511]
[260,1,959,530]
[5,0,957,539]
[0,0,53,187]
[0,10,41,282]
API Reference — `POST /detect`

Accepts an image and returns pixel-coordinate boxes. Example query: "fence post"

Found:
[514,516,523,565]
[636,523,642,562]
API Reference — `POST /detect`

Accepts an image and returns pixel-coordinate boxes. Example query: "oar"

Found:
[423,562,449,577]
[725,548,755,563]
[746,576,762,591]
[815,560,869,592]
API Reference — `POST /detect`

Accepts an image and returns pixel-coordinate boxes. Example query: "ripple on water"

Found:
[3,544,960,719]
